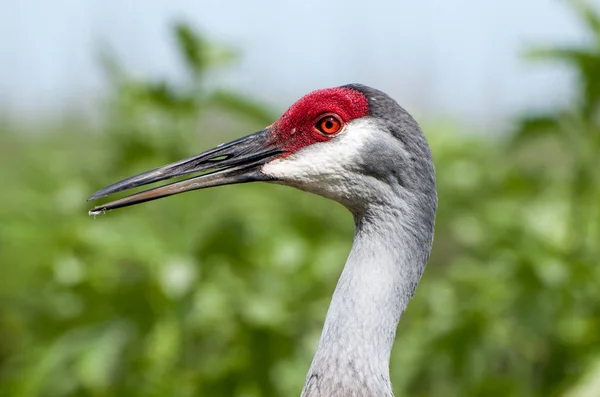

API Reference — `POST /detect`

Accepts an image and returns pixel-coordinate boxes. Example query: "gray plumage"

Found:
[297,85,437,397]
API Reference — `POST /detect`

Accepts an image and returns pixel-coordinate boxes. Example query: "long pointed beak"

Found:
[88,128,284,214]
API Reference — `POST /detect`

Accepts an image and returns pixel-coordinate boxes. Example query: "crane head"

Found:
[89,84,435,215]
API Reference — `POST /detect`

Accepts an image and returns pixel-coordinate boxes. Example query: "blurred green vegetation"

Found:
[1,3,600,396]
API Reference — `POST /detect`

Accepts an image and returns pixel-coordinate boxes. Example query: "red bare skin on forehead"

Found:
[268,87,369,153]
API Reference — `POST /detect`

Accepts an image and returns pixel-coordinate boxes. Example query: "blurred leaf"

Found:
[572,0,600,44]
[209,90,277,126]
[510,113,560,144]
[175,22,210,78]
[174,22,237,80]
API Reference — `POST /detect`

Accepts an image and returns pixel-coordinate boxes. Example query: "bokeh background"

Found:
[1,1,600,396]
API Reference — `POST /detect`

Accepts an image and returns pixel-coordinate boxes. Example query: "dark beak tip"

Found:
[87,193,102,202]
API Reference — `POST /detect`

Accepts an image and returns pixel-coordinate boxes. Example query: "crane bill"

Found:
[87,167,265,215]
[88,128,284,214]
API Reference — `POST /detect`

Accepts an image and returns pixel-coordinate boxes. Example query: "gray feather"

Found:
[300,85,437,396]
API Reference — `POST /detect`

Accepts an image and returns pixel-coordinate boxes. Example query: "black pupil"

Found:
[324,120,334,130]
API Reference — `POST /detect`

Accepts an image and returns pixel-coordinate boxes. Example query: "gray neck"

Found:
[301,201,433,397]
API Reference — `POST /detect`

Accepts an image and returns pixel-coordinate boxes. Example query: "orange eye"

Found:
[315,115,343,135]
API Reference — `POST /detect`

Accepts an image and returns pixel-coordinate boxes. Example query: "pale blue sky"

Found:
[0,0,595,126]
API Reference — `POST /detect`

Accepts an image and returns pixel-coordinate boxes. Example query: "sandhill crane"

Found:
[89,84,437,397]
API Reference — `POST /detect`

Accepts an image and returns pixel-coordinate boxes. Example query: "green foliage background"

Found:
[1,3,599,396]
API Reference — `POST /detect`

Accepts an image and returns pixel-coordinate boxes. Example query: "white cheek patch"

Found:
[261,118,376,196]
